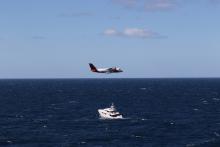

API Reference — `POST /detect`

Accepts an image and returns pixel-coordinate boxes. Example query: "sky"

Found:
[0,0,220,78]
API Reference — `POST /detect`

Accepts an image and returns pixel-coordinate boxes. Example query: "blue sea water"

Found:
[0,78,220,147]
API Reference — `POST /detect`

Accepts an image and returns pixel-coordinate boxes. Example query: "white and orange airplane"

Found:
[89,63,123,73]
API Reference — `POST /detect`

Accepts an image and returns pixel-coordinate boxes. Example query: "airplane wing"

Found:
[105,68,112,73]
[107,68,115,73]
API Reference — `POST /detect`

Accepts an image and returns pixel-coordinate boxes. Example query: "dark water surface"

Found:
[0,79,220,147]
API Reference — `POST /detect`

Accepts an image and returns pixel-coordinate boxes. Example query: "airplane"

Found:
[89,63,123,73]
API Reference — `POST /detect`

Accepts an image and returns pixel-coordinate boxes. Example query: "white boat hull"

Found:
[98,109,123,119]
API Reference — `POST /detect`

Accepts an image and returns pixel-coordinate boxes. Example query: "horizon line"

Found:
[1,77,220,80]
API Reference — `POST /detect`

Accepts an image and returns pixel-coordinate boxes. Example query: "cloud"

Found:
[112,0,138,7]
[111,0,178,11]
[104,28,119,36]
[111,0,220,11]
[103,27,163,38]
[144,0,178,11]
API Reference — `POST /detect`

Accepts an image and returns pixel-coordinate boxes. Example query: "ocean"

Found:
[0,78,220,147]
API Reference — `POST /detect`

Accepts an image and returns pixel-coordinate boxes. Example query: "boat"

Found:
[98,103,123,119]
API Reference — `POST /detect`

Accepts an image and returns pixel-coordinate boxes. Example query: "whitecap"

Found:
[193,108,199,111]
[186,143,195,147]
[202,100,208,104]
[80,141,86,144]
[186,138,217,147]
[213,98,220,101]
[214,132,220,137]
[7,141,12,143]
[69,100,77,104]
[131,134,143,138]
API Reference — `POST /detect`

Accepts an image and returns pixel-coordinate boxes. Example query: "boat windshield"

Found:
[110,113,121,117]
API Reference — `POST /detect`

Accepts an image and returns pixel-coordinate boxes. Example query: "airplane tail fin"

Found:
[89,63,98,72]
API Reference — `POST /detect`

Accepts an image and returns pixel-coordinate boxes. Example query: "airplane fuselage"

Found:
[89,63,123,74]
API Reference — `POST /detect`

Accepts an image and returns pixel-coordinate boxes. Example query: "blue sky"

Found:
[0,0,220,78]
